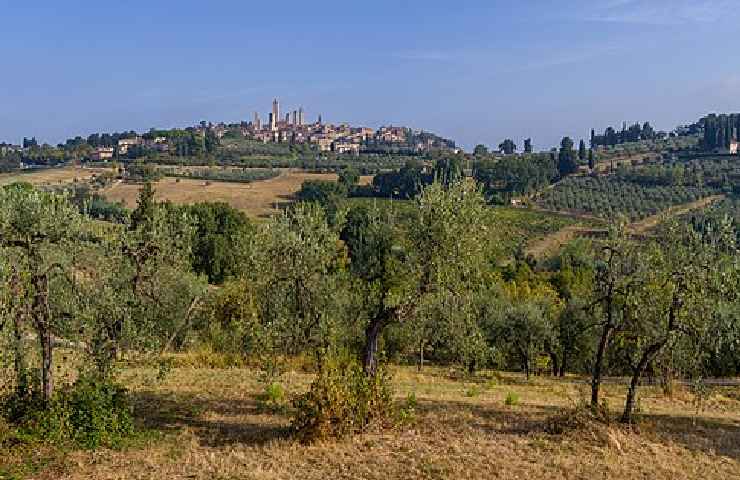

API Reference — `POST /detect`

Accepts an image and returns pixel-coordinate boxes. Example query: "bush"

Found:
[257,382,287,413]
[504,392,520,406]
[396,392,417,426]
[291,355,393,443]
[2,376,134,450]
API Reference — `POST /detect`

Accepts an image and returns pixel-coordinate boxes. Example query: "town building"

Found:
[242,98,455,155]
[90,147,114,161]
[117,137,142,155]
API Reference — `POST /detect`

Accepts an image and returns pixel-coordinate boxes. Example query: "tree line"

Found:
[590,121,658,148]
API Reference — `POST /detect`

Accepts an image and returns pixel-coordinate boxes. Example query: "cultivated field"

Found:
[0,166,112,187]
[4,364,738,479]
[101,169,373,218]
[525,195,726,260]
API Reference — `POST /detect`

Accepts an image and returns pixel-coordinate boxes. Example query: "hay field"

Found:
[0,166,112,187]
[101,169,373,218]
[5,364,738,479]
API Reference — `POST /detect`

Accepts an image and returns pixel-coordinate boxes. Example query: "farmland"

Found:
[0,166,112,187]
[535,176,718,221]
[101,169,372,218]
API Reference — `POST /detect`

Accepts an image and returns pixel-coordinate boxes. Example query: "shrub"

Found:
[465,385,482,397]
[504,392,520,406]
[2,376,134,450]
[291,355,393,443]
[396,392,417,426]
[257,382,287,413]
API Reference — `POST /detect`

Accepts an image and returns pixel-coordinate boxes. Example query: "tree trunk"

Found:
[12,311,28,394]
[33,274,54,404]
[560,348,568,377]
[550,352,559,377]
[417,339,424,372]
[591,325,612,408]
[40,327,53,403]
[363,315,384,377]
[621,341,666,423]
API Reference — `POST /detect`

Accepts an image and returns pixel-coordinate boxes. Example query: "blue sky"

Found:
[1,0,740,150]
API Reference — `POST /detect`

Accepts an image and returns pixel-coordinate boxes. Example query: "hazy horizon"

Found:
[2,0,740,150]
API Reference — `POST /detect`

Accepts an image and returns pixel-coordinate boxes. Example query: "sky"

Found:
[2,0,740,151]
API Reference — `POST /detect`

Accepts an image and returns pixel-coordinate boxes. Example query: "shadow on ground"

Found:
[129,384,740,461]
[130,390,291,448]
[415,396,740,461]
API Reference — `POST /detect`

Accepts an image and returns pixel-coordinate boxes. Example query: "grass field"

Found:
[0,166,112,187]
[101,169,373,218]
[3,364,738,479]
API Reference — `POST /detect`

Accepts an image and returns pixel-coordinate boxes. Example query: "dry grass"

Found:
[100,169,373,218]
[6,364,738,480]
[0,166,113,187]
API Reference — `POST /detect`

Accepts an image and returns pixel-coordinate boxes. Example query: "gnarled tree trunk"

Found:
[363,316,383,377]
[12,310,28,394]
[621,340,666,423]
[591,324,612,408]
[559,347,568,377]
[33,273,54,404]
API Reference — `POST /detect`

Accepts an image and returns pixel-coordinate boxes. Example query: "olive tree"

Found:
[616,221,739,423]
[342,181,492,376]
[77,185,207,374]
[247,202,349,375]
[0,184,84,403]
[588,223,641,409]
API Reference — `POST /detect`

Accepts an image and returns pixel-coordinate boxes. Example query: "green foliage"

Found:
[126,162,163,182]
[396,392,417,426]
[296,180,348,224]
[432,155,465,186]
[180,202,253,284]
[499,139,516,155]
[591,121,658,148]
[291,355,393,443]
[257,382,287,413]
[536,175,716,220]
[372,160,431,199]
[473,153,558,204]
[702,113,740,151]
[246,202,349,373]
[338,167,360,189]
[558,137,578,177]
[3,376,133,450]
[161,167,279,184]
[473,144,488,156]
[504,392,520,406]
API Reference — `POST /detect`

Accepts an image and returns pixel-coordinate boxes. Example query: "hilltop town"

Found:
[0,98,457,170]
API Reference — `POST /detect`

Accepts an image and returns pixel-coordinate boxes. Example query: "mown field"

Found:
[101,170,372,218]
[2,363,738,480]
[0,166,112,187]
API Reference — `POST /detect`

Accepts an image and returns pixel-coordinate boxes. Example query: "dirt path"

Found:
[626,194,725,235]
[526,195,725,259]
[525,225,596,259]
